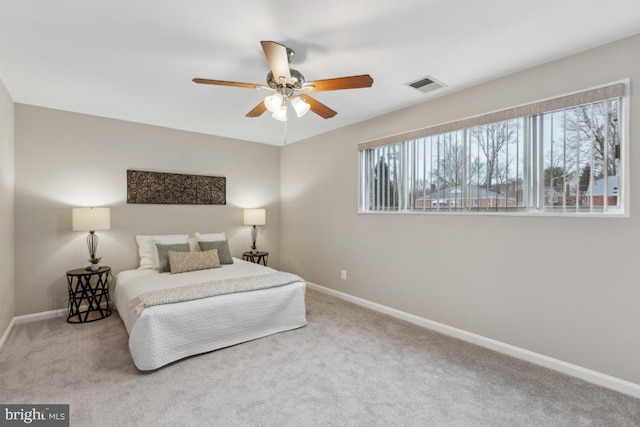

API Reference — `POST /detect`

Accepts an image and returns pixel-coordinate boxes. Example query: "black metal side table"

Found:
[242,251,269,266]
[66,266,112,323]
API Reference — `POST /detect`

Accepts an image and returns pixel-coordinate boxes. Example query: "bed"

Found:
[113,256,307,370]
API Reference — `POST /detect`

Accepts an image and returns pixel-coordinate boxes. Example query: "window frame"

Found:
[358,80,630,218]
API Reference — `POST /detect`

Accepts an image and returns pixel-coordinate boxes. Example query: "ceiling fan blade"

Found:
[303,74,374,92]
[193,78,263,89]
[246,102,267,118]
[299,94,337,119]
[260,41,291,84]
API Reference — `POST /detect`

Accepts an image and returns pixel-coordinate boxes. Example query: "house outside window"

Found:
[359,82,627,216]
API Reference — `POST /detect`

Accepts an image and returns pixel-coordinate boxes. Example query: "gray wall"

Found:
[14,105,281,315]
[280,34,640,385]
[0,77,15,334]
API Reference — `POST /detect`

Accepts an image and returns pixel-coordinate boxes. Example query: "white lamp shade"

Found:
[291,96,310,117]
[72,207,111,231]
[243,209,266,226]
[264,93,283,113]
[271,105,288,122]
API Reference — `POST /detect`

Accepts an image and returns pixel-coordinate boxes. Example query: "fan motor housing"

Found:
[267,69,305,90]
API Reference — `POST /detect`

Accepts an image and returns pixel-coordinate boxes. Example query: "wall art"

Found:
[127,170,226,205]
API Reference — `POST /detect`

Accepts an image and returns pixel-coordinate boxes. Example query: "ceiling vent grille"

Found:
[406,75,446,94]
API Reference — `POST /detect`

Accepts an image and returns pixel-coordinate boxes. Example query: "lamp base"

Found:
[87,231,98,260]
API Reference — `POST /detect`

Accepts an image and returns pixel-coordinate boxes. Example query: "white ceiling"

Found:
[1,1,639,146]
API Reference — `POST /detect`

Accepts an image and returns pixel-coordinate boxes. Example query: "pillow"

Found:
[188,236,201,252]
[156,243,190,273]
[195,232,227,242]
[198,240,233,264]
[136,234,189,270]
[169,249,220,274]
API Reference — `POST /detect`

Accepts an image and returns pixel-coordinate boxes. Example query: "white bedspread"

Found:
[113,258,307,370]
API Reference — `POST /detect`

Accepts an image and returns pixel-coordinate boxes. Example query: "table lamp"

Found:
[72,207,111,265]
[243,209,266,253]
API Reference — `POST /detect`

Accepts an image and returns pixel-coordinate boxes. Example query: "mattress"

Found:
[113,258,307,370]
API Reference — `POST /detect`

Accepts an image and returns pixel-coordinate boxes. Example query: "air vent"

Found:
[406,75,446,94]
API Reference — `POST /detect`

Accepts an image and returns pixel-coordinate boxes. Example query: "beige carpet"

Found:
[1,289,638,426]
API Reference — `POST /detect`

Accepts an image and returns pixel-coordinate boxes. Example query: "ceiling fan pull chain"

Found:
[282,120,287,145]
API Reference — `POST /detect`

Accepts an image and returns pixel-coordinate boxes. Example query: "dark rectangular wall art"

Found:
[127,170,226,205]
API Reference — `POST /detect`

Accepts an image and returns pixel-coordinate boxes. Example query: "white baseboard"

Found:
[0,308,67,354]
[0,317,16,353]
[306,282,640,399]
[13,308,68,324]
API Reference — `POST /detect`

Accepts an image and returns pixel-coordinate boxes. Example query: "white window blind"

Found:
[360,83,626,215]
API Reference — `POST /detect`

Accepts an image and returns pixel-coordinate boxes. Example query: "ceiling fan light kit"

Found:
[264,92,309,121]
[193,41,374,122]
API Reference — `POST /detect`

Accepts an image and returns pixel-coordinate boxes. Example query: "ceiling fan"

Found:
[193,41,374,121]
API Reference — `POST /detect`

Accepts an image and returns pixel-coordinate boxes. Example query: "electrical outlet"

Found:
[341,270,347,280]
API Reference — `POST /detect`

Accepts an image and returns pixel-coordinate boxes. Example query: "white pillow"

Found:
[135,234,189,270]
[194,232,226,242]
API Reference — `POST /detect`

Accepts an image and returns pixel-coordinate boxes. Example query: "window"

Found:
[359,83,626,215]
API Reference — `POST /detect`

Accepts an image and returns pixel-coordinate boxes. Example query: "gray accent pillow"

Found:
[197,240,234,264]
[155,243,190,273]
